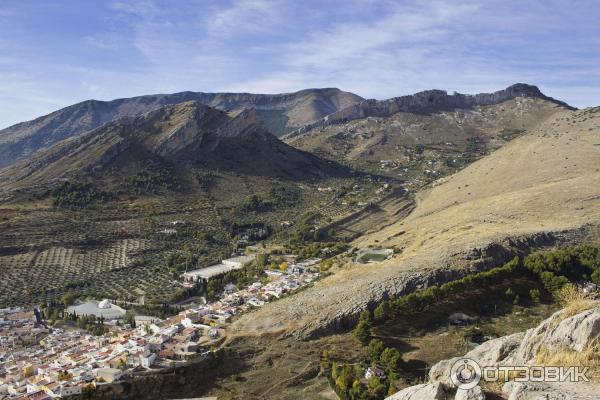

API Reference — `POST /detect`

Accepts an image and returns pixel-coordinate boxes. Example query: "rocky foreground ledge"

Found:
[387,306,600,400]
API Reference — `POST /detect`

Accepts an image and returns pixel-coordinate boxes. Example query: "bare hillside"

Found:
[359,106,600,253]
[0,88,362,168]
[232,106,600,338]
[0,101,350,193]
[286,96,566,182]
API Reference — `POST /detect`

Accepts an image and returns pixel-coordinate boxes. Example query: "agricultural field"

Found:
[0,173,386,307]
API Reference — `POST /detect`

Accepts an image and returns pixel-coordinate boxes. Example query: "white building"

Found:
[365,367,386,380]
[95,368,123,383]
[98,299,111,309]
[182,255,255,286]
[60,384,83,396]
[139,352,156,368]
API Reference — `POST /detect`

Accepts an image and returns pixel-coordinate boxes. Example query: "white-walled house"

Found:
[95,368,122,383]
[139,352,156,369]
[60,384,83,396]
[365,367,386,380]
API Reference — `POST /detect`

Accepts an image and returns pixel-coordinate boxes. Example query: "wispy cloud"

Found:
[0,0,599,128]
[204,0,283,38]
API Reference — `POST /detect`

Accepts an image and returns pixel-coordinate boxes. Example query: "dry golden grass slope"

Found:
[233,106,600,338]
[358,106,600,254]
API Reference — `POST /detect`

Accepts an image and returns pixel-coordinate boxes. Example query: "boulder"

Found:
[455,386,485,400]
[449,312,478,325]
[428,356,460,387]
[509,307,600,365]
[429,332,524,387]
[386,382,445,400]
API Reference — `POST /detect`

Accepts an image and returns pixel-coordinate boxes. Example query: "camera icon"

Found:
[450,358,482,389]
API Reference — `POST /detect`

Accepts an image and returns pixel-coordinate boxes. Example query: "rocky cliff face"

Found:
[0,88,363,168]
[411,306,600,400]
[286,84,574,138]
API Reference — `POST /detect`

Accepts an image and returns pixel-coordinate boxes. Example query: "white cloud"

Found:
[230,1,482,97]
[81,33,126,50]
[204,0,283,38]
[0,0,599,128]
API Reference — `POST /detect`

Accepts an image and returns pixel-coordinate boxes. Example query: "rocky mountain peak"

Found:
[286,83,575,138]
[0,100,351,189]
[214,108,268,140]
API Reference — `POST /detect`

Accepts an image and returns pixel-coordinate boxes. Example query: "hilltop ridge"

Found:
[0,101,350,192]
[0,88,363,168]
[285,83,574,138]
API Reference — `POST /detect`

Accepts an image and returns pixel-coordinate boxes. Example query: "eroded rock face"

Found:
[455,386,485,400]
[428,332,524,388]
[288,83,574,137]
[508,307,600,365]
[386,382,445,400]
[422,307,600,399]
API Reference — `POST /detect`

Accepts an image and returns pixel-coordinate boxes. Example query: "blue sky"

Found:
[0,0,599,128]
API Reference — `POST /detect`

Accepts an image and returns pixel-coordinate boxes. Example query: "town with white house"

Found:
[0,252,320,399]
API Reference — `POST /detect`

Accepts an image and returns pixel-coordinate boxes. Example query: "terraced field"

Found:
[0,174,381,307]
[0,239,153,306]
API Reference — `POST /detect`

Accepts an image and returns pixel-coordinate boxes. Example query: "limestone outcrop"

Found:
[387,306,600,400]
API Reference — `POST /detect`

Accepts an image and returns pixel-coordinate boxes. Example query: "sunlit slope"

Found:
[233,106,600,338]
[357,106,600,255]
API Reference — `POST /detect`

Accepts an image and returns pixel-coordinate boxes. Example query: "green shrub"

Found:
[521,245,600,297]
[529,289,541,303]
[51,181,114,209]
[591,269,600,285]
[379,348,401,371]
[368,339,385,362]
[373,301,391,322]
[353,312,373,344]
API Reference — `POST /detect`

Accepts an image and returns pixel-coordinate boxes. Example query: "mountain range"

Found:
[0,88,363,169]
[285,86,569,176]
[0,101,350,192]
[284,83,574,138]
[0,82,578,199]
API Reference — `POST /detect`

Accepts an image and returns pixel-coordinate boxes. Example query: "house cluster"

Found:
[1,254,322,399]
[0,307,215,399]
[182,257,320,322]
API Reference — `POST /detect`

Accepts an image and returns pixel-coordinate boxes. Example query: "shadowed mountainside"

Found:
[0,101,351,192]
[0,88,363,168]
